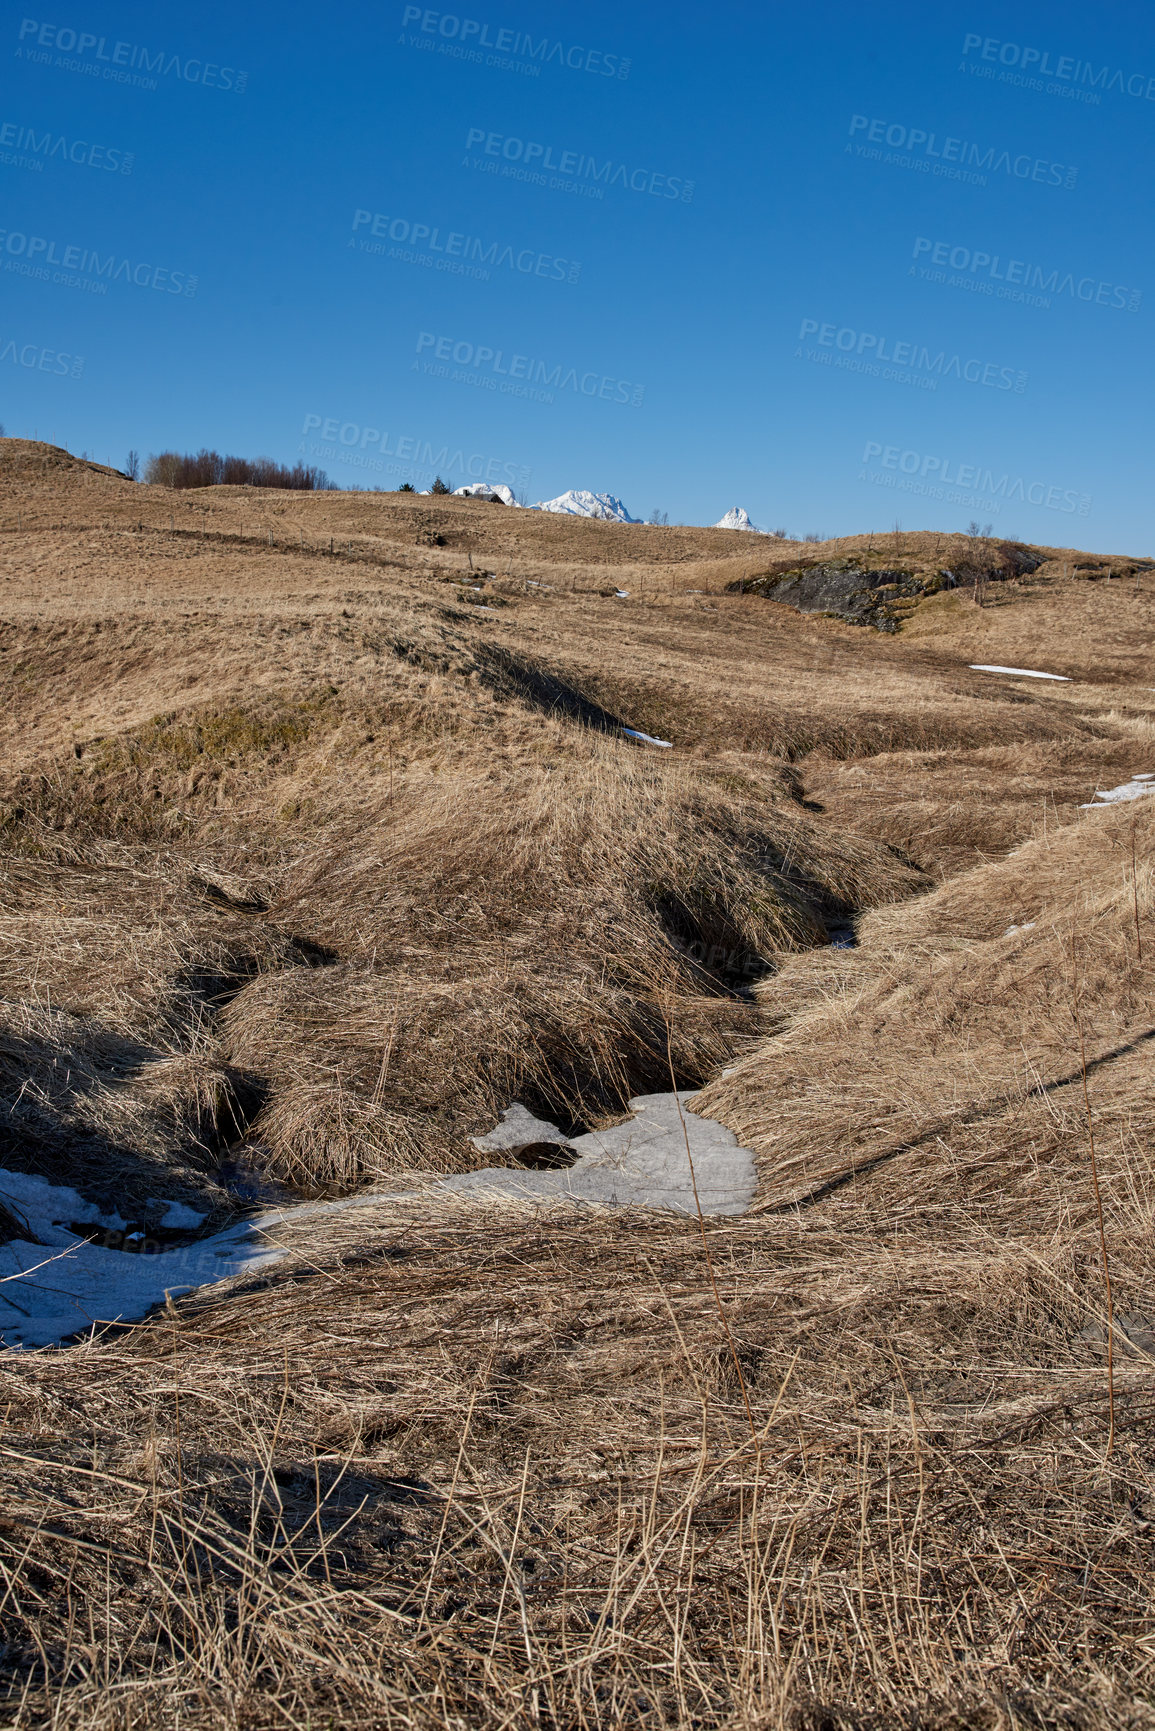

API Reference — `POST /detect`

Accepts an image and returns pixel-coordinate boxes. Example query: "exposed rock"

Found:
[728,542,1045,632]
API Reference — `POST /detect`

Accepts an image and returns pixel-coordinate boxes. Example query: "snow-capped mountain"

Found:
[531,490,635,523]
[453,482,518,506]
[713,507,762,532]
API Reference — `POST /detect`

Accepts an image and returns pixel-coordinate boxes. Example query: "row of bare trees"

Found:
[142,449,333,490]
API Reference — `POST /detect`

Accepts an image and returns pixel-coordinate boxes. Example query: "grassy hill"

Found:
[0,438,1153,1728]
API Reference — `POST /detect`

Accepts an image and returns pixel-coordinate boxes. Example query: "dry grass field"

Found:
[0,438,1153,1728]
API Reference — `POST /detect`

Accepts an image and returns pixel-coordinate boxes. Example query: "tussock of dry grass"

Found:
[806,714,1155,878]
[0,722,920,1200]
[699,800,1155,1227]
[213,742,919,1190]
[1,1183,1153,1728]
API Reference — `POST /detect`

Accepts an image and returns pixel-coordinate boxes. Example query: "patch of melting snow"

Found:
[1004,921,1036,937]
[0,1169,283,1350]
[1081,774,1155,808]
[0,1091,757,1347]
[471,1103,573,1162]
[447,1093,756,1217]
[615,589,630,598]
[622,727,672,748]
[160,1200,210,1229]
[969,664,1071,681]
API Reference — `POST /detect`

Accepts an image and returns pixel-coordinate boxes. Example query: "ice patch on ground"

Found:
[0,1092,756,1348]
[0,1169,284,1350]
[969,664,1071,681]
[471,1104,573,1160]
[160,1200,209,1229]
[622,727,672,748]
[1081,774,1155,808]
[446,1093,756,1216]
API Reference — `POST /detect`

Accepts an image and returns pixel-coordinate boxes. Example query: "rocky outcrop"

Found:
[729,543,1044,632]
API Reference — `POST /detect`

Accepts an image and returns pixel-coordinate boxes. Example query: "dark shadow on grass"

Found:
[471,644,631,735]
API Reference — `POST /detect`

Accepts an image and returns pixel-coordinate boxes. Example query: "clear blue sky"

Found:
[2,0,1152,547]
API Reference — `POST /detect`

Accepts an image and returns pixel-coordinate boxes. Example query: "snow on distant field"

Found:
[1081,774,1155,808]
[713,507,762,532]
[969,664,1071,681]
[531,490,635,522]
[453,482,518,506]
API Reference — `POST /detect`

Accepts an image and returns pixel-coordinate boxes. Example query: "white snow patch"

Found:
[1003,922,1036,937]
[0,1168,285,1350]
[713,507,762,532]
[0,1082,762,1345]
[471,1104,572,1159]
[614,588,630,598]
[160,1200,209,1229]
[1081,776,1155,808]
[444,1093,756,1217]
[621,727,672,748]
[969,664,1071,681]
[530,490,635,523]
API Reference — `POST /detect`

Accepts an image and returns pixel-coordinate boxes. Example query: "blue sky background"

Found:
[2,0,1152,547]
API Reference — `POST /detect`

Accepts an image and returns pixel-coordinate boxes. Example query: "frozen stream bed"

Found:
[0,1092,756,1349]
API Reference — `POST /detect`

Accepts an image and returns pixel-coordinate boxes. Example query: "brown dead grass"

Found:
[697,799,1155,1224]
[1,440,1154,1727]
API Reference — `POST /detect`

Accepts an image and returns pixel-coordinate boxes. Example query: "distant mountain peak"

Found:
[713,507,762,532]
[531,490,635,522]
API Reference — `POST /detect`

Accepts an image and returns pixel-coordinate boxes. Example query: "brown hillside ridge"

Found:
[0,436,1154,1727]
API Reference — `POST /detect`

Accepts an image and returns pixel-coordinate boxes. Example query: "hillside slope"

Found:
[0,440,1153,1728]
